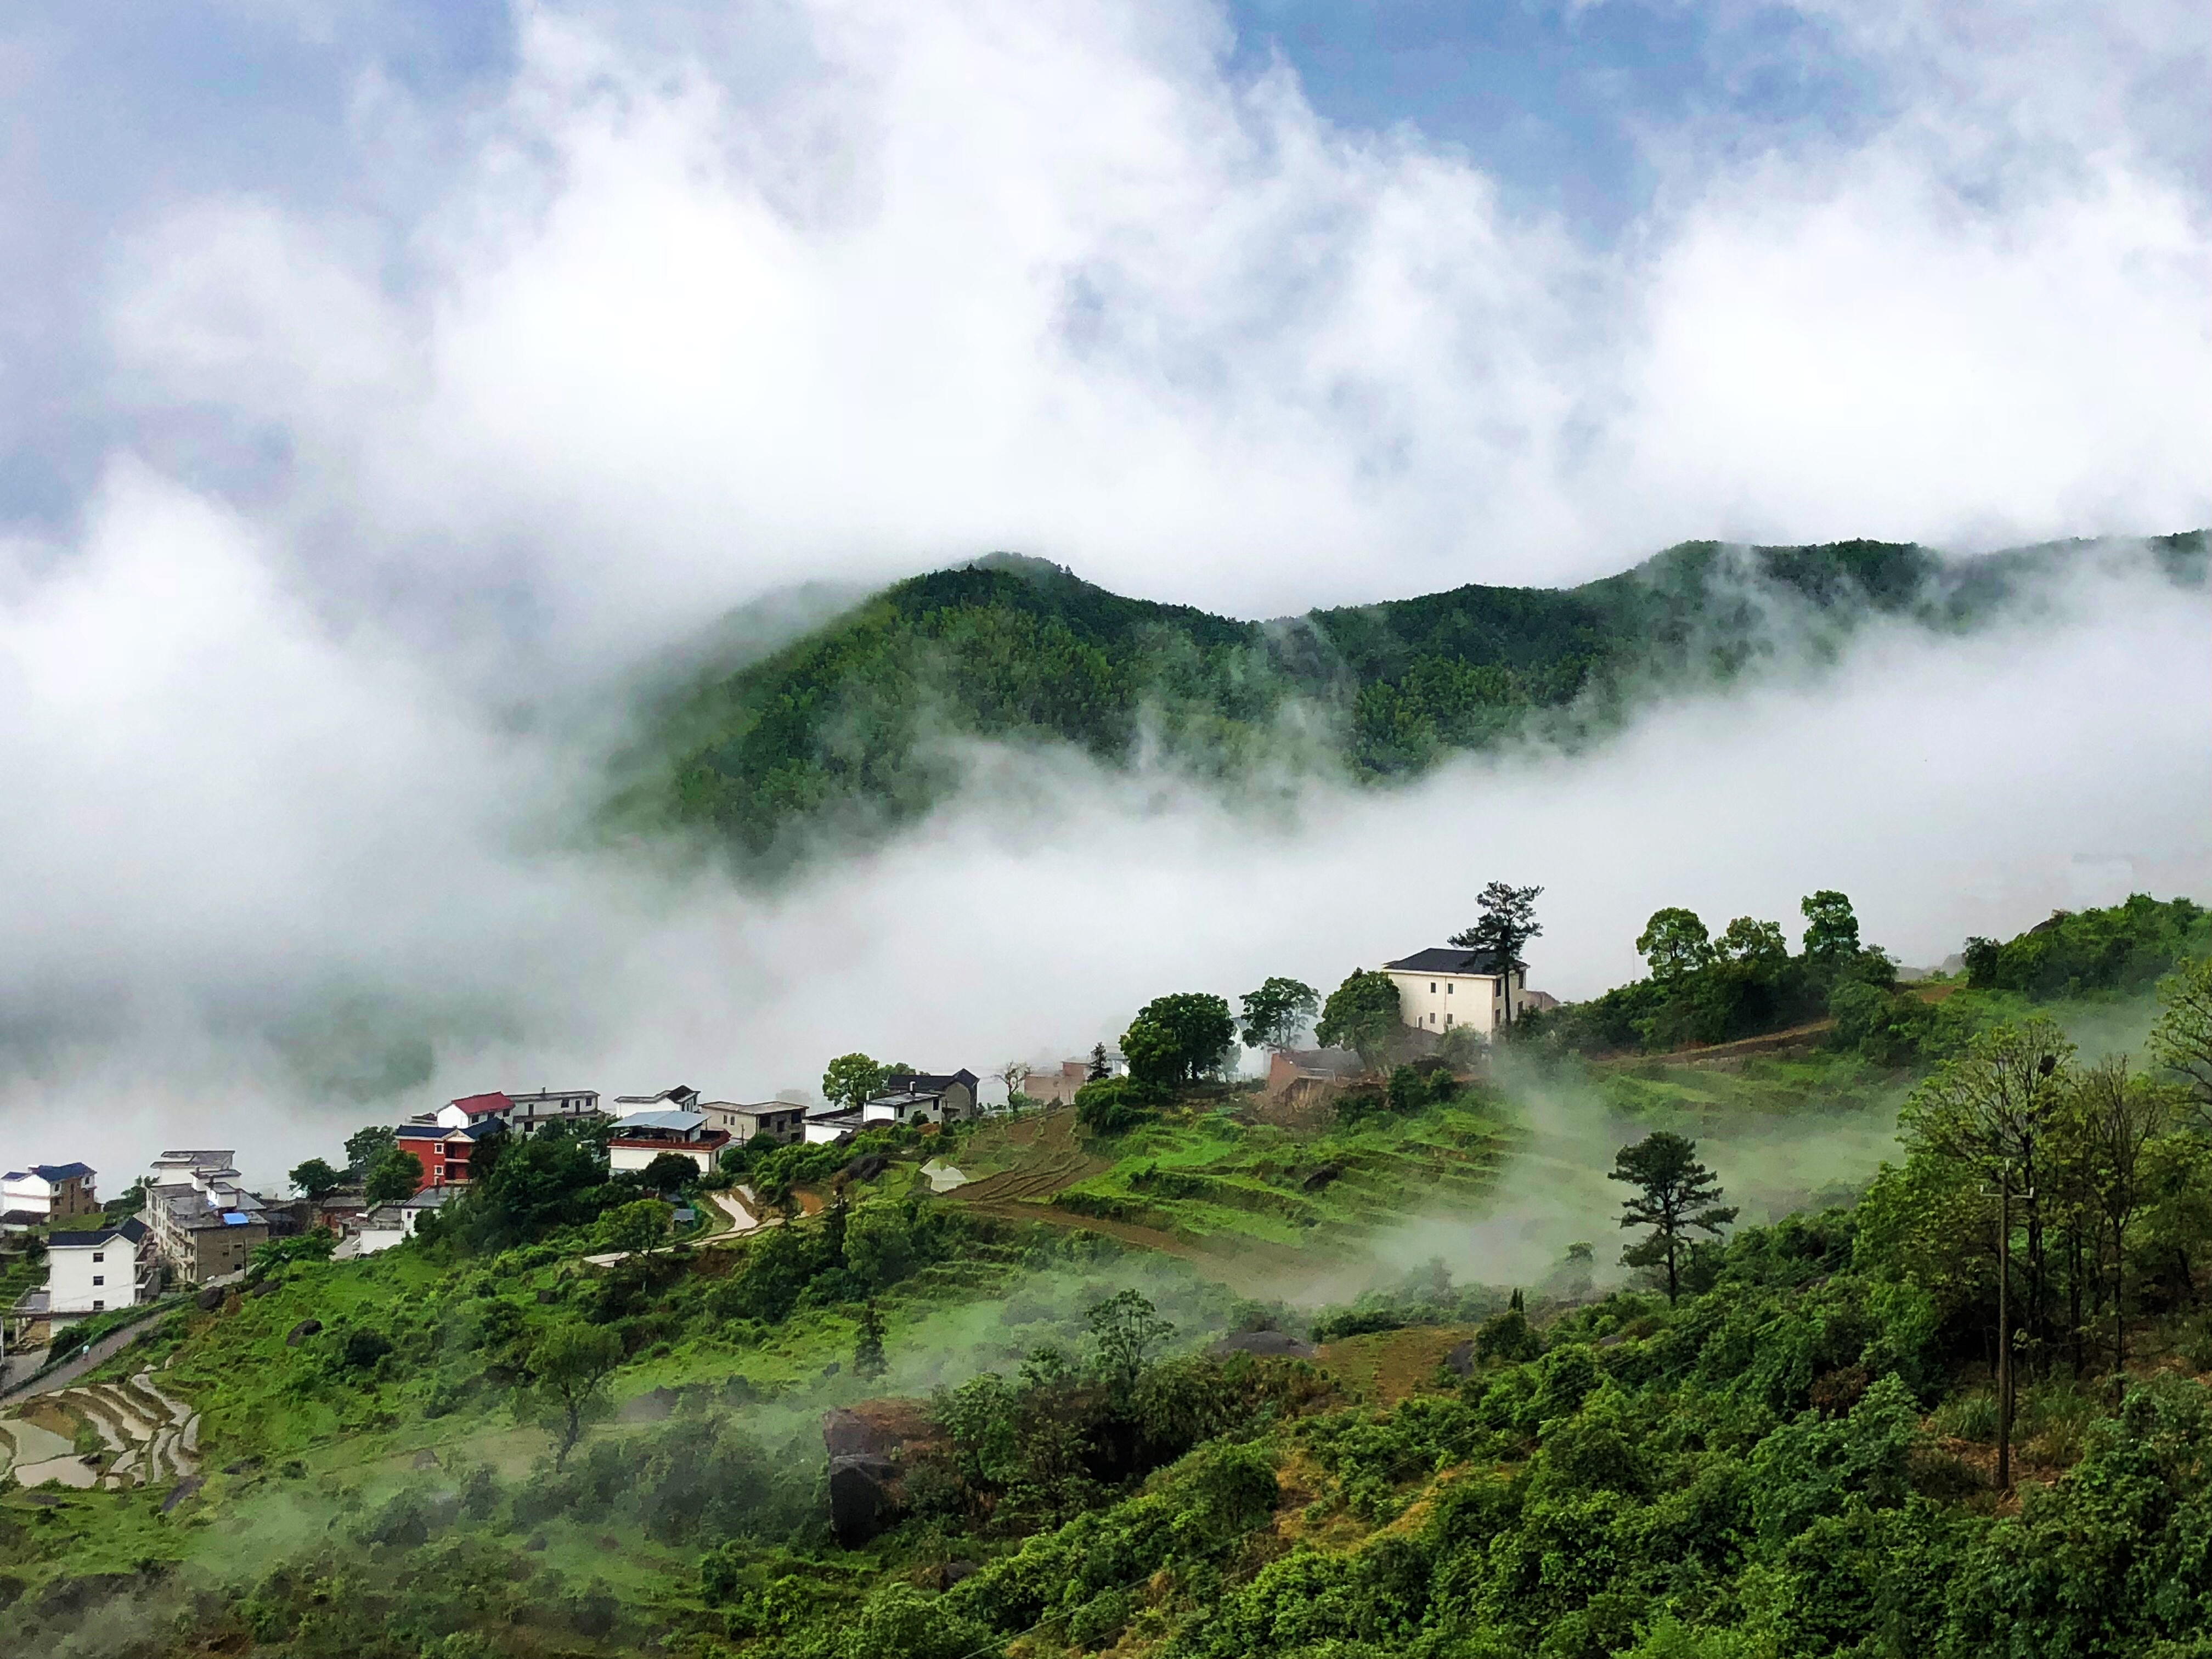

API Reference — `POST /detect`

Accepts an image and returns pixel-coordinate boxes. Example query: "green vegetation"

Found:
[10,894,2212,1658]
[1524,892,2210,1064]
[1053,1089,1519,1252]
[1317,969,1402,1065]
[1239,978,1321,1054]
[624,534,2207,862]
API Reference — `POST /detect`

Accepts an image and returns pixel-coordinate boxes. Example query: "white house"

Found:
[505,1088,605,1136]
[2,1162,100,1224]
[427,1092,516,1131]
[1381,947,1530,1039]
[698,1101,806,1146]
[334,1186,455,1260]
[46,1218,158,1321]
[861,1086,964,1128]
[606,1109,732,1176]
[803,1105,863,1146]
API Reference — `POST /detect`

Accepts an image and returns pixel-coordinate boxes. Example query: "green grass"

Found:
[1056,1092,1522,1251]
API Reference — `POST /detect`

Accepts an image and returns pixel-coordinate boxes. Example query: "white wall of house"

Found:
[1385,969,1527,1037]
[861,1096,940,1126]
[608,1141,716,1175]
[803,1115,857,1146]
[354,1222,408,1256]
[48,1239,142,1315]
[0,1175,53,1216]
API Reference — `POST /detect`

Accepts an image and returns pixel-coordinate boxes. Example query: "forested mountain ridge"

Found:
[622,531,2208,862]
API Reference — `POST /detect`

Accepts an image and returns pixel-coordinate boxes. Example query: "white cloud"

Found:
[1,1,2207,1192]
[98,0,2212,641]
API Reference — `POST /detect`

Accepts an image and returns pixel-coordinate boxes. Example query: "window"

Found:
[92,1275,105,1286]
[93,1299,105,1311]
[1447,981,1453,994]
[92,1251,104,1262]
[1430,981,1437,992]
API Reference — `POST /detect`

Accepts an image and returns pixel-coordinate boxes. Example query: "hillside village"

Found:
[2,889,2209,1659]
[0,940,1543,1376]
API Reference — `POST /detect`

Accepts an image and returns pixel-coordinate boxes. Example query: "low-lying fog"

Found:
[2,0,2207,1233]
[2,480,2205,1201]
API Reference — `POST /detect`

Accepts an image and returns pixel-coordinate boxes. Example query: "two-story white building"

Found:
[415,1090,607,1138]
[1382,947,1530,1038]
[45,1217,159,1322]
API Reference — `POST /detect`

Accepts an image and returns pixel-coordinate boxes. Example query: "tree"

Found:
[529,1322,624,1469]
[822,1053,888,1113]
[1899,1017,2072,1488]
[637,1151,702,1194]
[853,1302,888,1380]
[1316,969,1402,1067]
[2152,953,2212,1128]
[344,1124,397,1176]
[1609,1132,1738,1304]
[1086,1289,1173,1397]
[248,1228,336,1283]
[1075,1076,1154,1136]
[1451,881,1544,1030]
[456,1127,612,1251]
[288,1158,345,1201]
[1239,977,1320,1053]
[1637,909,1714,983]
[1801,890,1862,960]
[2071,1057,2173,1368]
[1122,993,1235,1088]
[363,1148,424,1207]
[1716,916,1789,965]
[1087,1043,1111,1081]
[997,1060,1030,1108]
[594,1198,672,1255]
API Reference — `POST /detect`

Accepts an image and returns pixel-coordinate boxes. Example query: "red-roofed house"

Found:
[432,1092,515,1130]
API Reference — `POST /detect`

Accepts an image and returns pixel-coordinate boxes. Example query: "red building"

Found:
[393,1120,504,1194]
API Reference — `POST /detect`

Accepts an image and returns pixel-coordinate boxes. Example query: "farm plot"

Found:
[0,1365,201,1491]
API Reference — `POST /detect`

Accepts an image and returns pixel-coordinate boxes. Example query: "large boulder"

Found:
[822,1400,944,1547]
[194,1286,224,1312]
[284,1319,322,1348]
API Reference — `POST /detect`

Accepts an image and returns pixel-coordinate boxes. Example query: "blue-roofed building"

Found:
[1,1161,99,1223]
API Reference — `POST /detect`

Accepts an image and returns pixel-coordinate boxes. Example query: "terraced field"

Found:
[0,1365,201,1492]
[944,1093,1527,1296]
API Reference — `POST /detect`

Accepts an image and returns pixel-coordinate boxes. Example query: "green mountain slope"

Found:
[623,531,2207,861]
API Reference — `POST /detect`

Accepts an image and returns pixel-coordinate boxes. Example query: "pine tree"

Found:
[1610,1132,1738,1304]
[1087,1042,1111,1081]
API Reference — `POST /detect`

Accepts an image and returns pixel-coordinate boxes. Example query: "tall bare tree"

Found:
[2072,1056,2174,1370]
[1900,1017,2072,1487]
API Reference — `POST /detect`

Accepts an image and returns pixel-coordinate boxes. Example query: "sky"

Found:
[0,0,2207,1189]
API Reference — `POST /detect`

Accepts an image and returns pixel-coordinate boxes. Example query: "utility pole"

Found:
[1983,1159,2034,1493]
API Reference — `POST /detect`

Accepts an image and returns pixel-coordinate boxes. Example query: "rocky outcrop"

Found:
[822,1399,944,1547]
[284,1319,322,1348]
